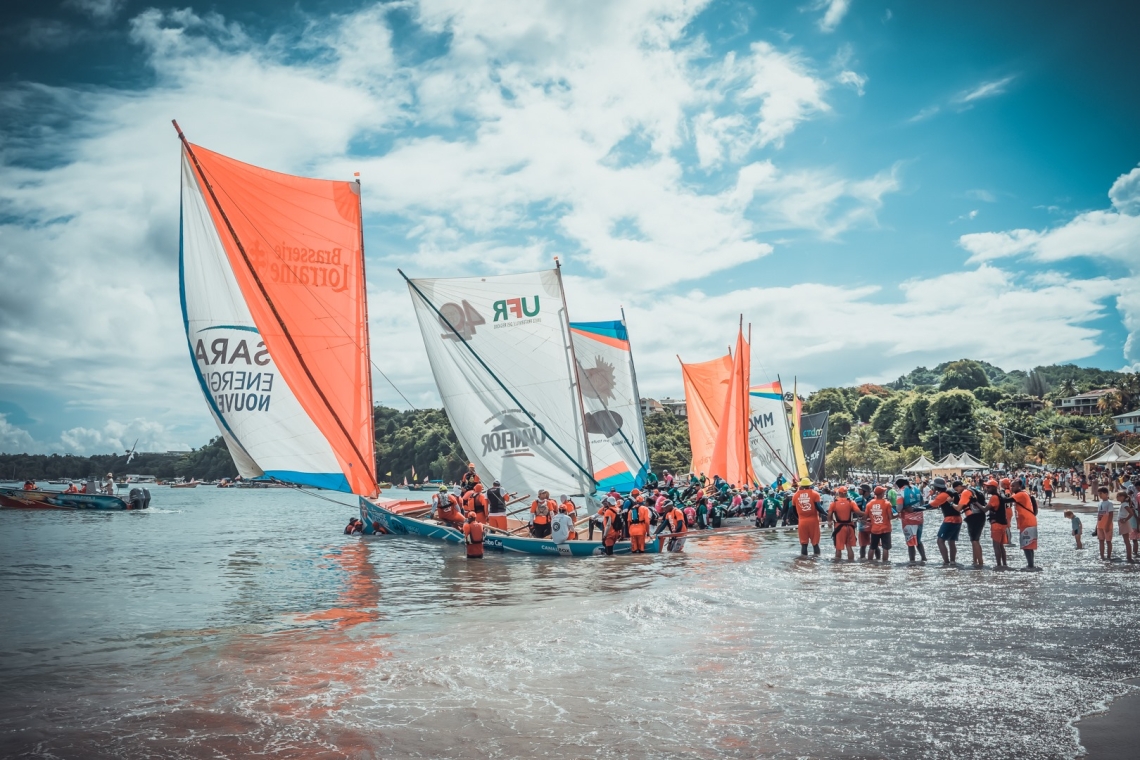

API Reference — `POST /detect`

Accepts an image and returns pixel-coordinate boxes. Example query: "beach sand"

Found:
[1077,679,1140,758]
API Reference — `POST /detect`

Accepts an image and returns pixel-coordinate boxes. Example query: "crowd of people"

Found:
[352,460,1140,566]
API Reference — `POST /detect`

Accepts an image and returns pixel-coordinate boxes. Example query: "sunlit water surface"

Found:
[1,485,1137,759]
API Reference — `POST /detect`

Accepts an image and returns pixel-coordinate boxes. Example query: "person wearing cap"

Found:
[103,472,116,496]
[529,489,557,538]
[590,496,614,541]
[828,486,863,561]
[559,494,578,540]
[459,463,480,495]
[984,479,1010,567]
[956,481,987,567]
[462,511,485,559]
[1010,478,1038,568]
[792,478,825,556]
[462,482,489,524]
[865,485,895,562]
[626,497,651,553]
[486,479,511,530]
[434,485,465,525]
[344,517,360,535]
[654,499,687,552]
[596,497,622,555]
[930,477,962,566]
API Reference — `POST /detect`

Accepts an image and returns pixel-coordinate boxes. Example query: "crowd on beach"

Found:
[344,461,1140,566]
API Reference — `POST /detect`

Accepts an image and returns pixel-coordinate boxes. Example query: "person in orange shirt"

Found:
[462,511,484,559]
[865,486,895,562]
[828,488,863,561]
[626,498,651,553]
[463,483,489,524]
[1010,479,1038,568]
[984,479,1009,568]
[529,489,557,538]
[958,482,987,568]
[930,477,963,566]
[654,501,688,552]
[1042,474,1054,507]
[459,463,480,494]
[596,497,621,555]
[434,485,465,525]
[793,478,825,556]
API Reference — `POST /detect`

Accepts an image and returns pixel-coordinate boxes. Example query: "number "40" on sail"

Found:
[438,300,486,341]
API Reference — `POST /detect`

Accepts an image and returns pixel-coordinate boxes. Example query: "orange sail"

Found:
[709,325,754,486]
[183,142,376,497]
[679,354,733,477]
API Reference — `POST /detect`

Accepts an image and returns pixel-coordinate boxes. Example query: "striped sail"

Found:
[749,380,797,486]
[569,320,650,492]
[179,140,376,495]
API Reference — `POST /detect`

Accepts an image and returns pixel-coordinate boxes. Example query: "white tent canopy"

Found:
[955,452,988,469]
[903,455,937,473]
[1085,442,1137,465]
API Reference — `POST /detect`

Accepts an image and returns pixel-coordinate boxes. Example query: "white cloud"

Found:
[954,75,1016,105]
[816,0,852,33]
[64,0,125,22]
[0,415,37,455]
[959,164,1140,369]
[836,69,866,96]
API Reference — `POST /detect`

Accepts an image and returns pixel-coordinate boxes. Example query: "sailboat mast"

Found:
[555,259,596,496]
[356,175,377,487]
[622,306,650,477]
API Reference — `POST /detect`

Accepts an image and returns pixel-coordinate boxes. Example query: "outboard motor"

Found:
[128,487,149,510]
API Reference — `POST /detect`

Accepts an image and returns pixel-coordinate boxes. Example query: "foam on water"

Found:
[2,489,1138,758]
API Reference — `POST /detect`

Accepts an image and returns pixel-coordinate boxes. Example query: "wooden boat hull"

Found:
[360,497,659,556]
[0,488,133,511]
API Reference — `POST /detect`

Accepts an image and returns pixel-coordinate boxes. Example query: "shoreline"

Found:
[1076,679,1140,758]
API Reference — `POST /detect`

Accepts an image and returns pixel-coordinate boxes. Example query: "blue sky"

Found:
[1,0,1137,454]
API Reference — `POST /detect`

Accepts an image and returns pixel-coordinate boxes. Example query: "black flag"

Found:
[800,411,829,482]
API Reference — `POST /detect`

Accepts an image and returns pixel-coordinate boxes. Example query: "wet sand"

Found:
[1077,679,1140,758]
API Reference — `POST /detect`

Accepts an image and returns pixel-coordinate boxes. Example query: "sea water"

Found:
[1,486,1136,758]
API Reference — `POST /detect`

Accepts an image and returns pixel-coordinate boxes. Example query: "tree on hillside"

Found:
[856,383,891,398]
[804,387,851,416]
[939,360,990,392]
[175,437,238,481]
[972,386,1004,408]
[643,411,690,476]
[854,394,883,423]
[1059,378,1078,398]
[826,412,854,446]
[921,390,980,457]
[1025,370,1049,399]
[892,395,930,447]
[869,394,905,445]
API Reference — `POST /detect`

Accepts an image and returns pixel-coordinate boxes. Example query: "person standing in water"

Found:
[959,481,987,568]
[462,511,484,559]
[987,480,1010,567]
[793,479,826,556]
[930,478,962,566]
[865,486,895,562]
[896,477,927,563]
[1095,486,1114,560]
[1010,479,1038,569]
[1064,510,1083,550]
[828,487,862,561]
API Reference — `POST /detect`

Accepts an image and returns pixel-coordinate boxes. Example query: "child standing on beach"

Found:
[1095,487,1114,560]
[1065,510,1083,549]
[1118,491,1136,563]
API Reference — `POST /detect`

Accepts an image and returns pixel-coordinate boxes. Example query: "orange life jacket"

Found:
[464,491,488,514]
[464,521,484,544]
[531,498,556,524]
[666,507,687,534]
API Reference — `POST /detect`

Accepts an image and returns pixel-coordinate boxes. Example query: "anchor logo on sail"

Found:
[481,410,546,458]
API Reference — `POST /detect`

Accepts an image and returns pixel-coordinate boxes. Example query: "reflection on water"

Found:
[1,488,1138,758]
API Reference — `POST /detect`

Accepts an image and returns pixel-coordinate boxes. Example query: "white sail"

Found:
[569,320,649,492]
[406,270,594,500]
[749,381,797,486]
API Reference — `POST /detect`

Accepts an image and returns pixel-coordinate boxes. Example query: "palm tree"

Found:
[1097,391,1124,417]
[1059,378,1077,399]
[1117,373,1140,411]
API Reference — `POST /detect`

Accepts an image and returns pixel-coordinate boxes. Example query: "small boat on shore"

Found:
[0,487,149,511]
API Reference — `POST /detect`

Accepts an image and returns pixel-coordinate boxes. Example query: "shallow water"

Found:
[1,485,1137,759]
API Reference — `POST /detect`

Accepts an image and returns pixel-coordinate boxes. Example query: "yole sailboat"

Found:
[361,268,659,555]
[175,124,653,556]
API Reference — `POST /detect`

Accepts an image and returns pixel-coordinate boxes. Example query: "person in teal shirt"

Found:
[759,491,781,528]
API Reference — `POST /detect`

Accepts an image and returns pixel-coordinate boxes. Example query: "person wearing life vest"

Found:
[828,488,863,561]
[597,498,622,555]
[627,498,651,553]
[462,511,484,559]
[463,483,489,524]
[930,478,963,565]
[530,489,557,538]
[434,485,465,525]
[1010,479,1038,568]
[984,479,1009,568]
[865,486,895,562]
[792,478,825,556]
[958,481,987,568]
[558,494,578,540]
[486,479,511,530]
[654,501,688,552]
[459,463,480,495]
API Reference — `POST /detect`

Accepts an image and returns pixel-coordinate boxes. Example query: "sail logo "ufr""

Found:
[491,296,540,321]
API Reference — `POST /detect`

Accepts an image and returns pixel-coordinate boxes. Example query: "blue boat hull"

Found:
[0,488,133,511]
[360,498,660,556]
